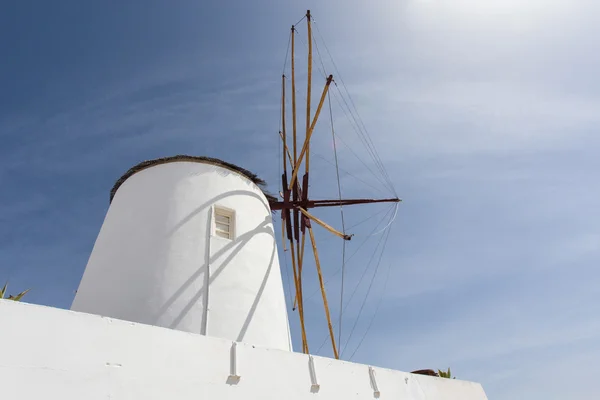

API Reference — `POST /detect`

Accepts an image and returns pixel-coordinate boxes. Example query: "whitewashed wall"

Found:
[71,160,291,351]
[1,301,488,400]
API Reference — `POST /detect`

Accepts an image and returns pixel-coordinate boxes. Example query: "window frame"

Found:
[213,206,235,240]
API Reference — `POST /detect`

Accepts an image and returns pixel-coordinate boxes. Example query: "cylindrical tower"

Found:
[71,156,292,351]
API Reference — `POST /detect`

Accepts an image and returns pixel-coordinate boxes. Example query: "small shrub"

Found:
[438,368,455,379]
[1,282,30,301]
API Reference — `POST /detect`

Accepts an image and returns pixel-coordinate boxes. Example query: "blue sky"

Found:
[2,1,600,399]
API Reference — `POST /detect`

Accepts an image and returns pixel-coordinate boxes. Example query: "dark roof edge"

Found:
[109,155,276,204]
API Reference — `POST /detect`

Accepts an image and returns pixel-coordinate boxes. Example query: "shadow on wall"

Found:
[235,242,275,342]
[167,219,275,332]
[165,189,271,238]
[153,190,276,337]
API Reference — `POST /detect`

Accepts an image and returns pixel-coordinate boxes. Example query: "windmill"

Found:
[270,10,401,359]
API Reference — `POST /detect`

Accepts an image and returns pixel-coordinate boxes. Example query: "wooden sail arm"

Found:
[270,197,401,210]
[289,75,334,191]
[298,208,352,241]
[310,198,401,207]
[308,224,339,359]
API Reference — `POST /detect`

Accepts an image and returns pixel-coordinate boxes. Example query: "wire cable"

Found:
[304,204,395,303]
[340,216,390,317]
[293,26,328,79]
[312,28,329,80]
[369,202,399,237]
[311,152,387,196]
[329,89,393,193]
[294,14,307,27]
[331,85,395,195]
[283,56,391,196]
[313,20,397,196]
[314,22,395,195]
[348,260,393,361]
[309,20,393,194]
[316,216,393,355]
[282,30,292,76]
[328,91,347,350]
[346,206,392,230]
[341,225,392,357]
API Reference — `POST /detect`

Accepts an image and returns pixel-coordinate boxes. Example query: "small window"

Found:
[214,207,234,239]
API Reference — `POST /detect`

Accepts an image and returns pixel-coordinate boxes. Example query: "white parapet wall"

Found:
[71,158,291,351]
[1,300,488,400]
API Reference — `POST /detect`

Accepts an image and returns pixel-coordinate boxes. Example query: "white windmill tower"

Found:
[71,156,293,351]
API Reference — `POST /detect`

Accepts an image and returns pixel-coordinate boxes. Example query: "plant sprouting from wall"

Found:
[438,368,455,379]
[1,282,30,301]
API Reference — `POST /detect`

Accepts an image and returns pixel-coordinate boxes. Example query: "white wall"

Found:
[71,160,291,351]
[0,301,488,400]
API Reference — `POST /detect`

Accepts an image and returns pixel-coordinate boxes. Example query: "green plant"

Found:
[438,368,455,379]
[0,282,30,301]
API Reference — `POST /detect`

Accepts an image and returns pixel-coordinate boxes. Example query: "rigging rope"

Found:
[369,202,399,237]
[313,22,395,197]
[328,91,347,350]
[330,86,395,195]
[292,16,397,199]
[329,90,393,193]
[294,14,307,27]
[283,73,391,195]
[304,204,395,303]
[283,32,392,197]
[312,28,329,80]
[346,206,392,230]
[315,207,395,354]
[311,152,387,196]
[313,20,397,196]
[282,30,292,76]
[348,260,393,361]
[279,27,293,183]
[283,93,393,200]
[293,26,328,80]
[313,22,393,184]
[341,217,390,317]
[341,225,392,357]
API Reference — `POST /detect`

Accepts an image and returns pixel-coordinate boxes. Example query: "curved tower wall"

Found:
[71,160,292,351]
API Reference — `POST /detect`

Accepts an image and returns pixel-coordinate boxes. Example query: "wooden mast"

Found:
[297,9,313,333]
[305,9,312,178]
[289,23,309,354]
